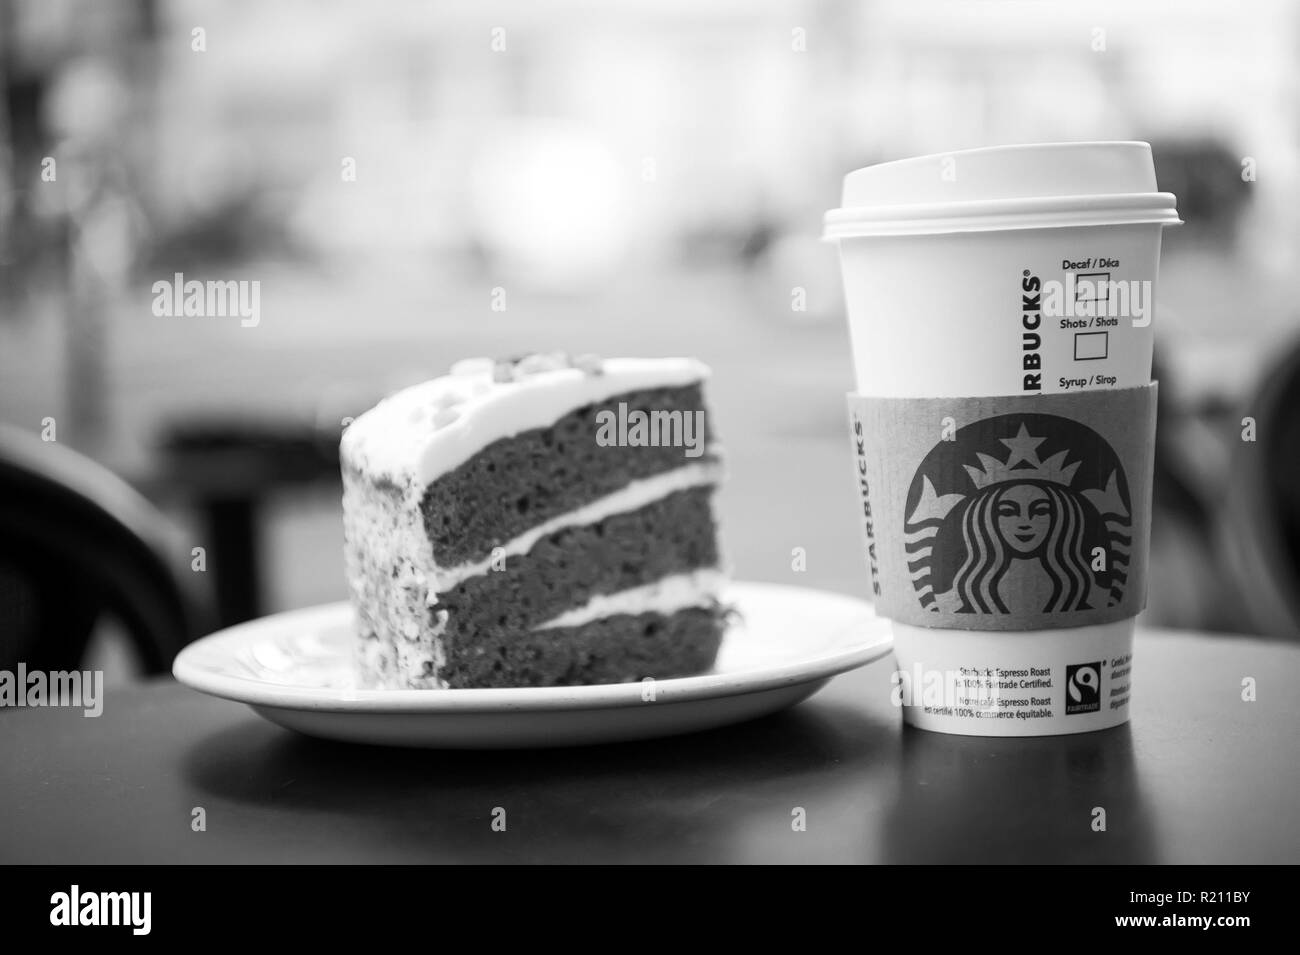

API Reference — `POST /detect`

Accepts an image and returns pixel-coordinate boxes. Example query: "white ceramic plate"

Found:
[173,581,891,749]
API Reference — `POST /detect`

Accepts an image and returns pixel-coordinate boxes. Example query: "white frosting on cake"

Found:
[433,460,724,590]
[341,356,711,486]
[533,569,725,631]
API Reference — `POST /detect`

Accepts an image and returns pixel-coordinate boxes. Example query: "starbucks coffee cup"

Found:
[825,142,1180,736]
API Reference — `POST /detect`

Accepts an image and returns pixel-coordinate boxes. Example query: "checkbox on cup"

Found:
[1074,331,1109,361]
[1075,271,1111,303]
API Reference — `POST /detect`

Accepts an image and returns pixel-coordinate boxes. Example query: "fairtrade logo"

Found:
[1066,662,1102,714]
[904,414,1132,616]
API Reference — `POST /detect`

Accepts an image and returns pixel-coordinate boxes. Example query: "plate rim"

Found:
[172,581,891,714]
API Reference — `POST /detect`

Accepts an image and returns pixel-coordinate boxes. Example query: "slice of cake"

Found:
[340,353,726,688]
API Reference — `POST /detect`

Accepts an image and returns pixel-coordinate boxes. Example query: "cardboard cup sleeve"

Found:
[847,384,1157,632]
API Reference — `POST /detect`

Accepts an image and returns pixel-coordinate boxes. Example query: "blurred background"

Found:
[2,0,1298,684]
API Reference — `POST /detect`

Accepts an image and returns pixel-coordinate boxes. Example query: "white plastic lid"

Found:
[823,142,1181,238]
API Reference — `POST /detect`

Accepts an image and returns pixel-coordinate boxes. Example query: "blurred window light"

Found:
[470,121,627,289]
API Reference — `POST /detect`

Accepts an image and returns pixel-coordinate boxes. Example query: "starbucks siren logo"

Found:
[904,414,1132,615]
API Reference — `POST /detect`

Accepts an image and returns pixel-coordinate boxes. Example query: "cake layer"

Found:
[341,356,710,487]
[436,486,720,636]
[438,606,725,688]
[421,383,715,567]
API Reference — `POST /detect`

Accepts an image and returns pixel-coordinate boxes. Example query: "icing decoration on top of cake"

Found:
[341,354,710,487]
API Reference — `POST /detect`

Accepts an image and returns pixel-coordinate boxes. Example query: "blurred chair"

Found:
[0,424,207,675]
[157,416,343,628]
[1220,336,1300,638]
[1152,337,1300,639]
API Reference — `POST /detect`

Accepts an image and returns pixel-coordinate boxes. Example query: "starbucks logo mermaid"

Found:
[904,414,1133,616]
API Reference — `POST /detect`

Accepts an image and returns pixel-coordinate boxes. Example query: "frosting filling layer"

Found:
[533,569,726,631]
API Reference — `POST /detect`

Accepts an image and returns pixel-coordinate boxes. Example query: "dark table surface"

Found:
[2,628,1297,864]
